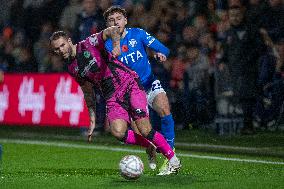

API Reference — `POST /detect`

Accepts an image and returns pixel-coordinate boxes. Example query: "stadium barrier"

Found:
[0,73,90,127]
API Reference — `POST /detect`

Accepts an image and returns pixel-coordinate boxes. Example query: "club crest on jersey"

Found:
[83,51,91,58]
[129,39,137,48]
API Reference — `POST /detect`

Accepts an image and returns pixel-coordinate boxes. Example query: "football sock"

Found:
[147,129,175,160]
[161,114,175,149]
[124,129,175,161]
[124,130,151,148]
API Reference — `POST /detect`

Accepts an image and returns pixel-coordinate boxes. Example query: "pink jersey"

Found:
[67,32,139,99]
[67,32,149,123]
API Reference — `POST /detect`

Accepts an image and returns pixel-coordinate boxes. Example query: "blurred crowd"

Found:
[0,0,283,134]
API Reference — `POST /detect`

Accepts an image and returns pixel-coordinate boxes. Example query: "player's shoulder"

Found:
[84,32,103,46]
[126,27,147,35]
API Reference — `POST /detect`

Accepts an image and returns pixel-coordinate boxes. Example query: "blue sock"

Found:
[161,114,175,149]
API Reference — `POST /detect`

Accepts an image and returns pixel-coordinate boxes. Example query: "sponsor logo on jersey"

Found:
[80,57,98,77]
[120,50,143,64]
[89,35,98,46]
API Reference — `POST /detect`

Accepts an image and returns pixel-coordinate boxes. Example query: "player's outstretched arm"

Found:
[139,29,170,61]
[79,80,96,142]
[102,26,121,57]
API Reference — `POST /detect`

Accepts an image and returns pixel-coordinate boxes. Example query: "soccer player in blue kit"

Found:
[103,6,175,174]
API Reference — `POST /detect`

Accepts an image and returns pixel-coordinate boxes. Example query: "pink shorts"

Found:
[106,79,149,123]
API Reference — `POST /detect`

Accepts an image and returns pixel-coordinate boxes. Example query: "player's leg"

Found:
[109,119,129,140]
[107,99,149,145]
[130,120,157,170]
[148,80,175,149]
[130,79,181,175]
[152,92,175,149]
[109,118,152,147]
[147,80,176,173]
[134,117,181,175]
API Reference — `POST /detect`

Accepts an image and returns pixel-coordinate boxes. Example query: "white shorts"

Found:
[146,80,166,108]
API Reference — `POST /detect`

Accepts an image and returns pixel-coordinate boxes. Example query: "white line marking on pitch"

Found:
[0,139,283,165]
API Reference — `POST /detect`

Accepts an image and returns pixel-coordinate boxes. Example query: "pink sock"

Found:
[152,131,175,160]
[124,130,151,148]
[124,130,175,160]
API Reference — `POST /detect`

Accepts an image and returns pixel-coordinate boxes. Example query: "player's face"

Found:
[107,12,127,34]
[51,37,73,60]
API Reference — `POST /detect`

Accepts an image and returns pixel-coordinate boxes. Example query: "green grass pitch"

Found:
[0,140,283,189]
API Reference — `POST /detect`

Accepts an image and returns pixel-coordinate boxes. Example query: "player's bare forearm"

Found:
[81,82,96,116]
[80,81,96,141]
[102,26,120,42]
[103,26,121,57]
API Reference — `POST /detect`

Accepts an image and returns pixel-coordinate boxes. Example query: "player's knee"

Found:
[139,128,151,138]
[135,118,151,137]
[153,95,171,116]
[154,104,171,117]
[110,126,126,141]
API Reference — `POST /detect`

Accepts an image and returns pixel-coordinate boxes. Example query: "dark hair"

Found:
[103,6,127,21]
[49,31,68,44]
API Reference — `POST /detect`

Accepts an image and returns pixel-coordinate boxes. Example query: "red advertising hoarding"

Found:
[0,73,90,127]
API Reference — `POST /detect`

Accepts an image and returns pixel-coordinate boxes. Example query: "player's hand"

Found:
[87,118,96,143]
[112,46,121,58]
[154,53,167,62]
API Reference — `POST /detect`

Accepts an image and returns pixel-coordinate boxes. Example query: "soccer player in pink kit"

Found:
[49,26,181,175]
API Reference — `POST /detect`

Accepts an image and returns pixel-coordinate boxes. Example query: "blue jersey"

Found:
[105,28,170,90]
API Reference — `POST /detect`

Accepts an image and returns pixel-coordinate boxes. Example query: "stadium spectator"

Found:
[215,9,230,41]
[218,5,266,134]
[193,14,209,34]
[9,0,26,30]
[49,27,181,175]
[59,0,82,34]
[246,0,267,28]
[34,22,54,73]
[0,0,14,27]
[181,26,199,46]
[72,0,105,43]
[260,0,284,42]
[183,43,212,128]
[255,30,284,130]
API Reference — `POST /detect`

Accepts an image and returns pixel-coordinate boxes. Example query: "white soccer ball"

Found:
[119,155,144,180]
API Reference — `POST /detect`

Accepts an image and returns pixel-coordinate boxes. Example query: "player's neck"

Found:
[71,44,77,58]
[121,29,127,38]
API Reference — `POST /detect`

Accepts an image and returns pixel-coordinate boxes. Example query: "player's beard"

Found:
[63,46,73,63]
[68,45,75,58]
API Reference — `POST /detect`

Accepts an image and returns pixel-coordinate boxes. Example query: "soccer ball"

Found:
[119,155,144,180]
